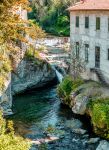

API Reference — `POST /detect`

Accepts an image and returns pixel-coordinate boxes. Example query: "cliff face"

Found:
[0,74,13,115]
[0,57,56,115]
[58,80,109,140]
[11,57,56,95]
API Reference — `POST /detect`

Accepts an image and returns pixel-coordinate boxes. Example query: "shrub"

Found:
[89,98,109,139]
[25,46,34,59]
[25,46,41,60]
[0,111,30,150]
[57,76,73,98]
[57,76,84,104]
[0,76,5,91]
[57,16,69,27]
[2,61,12,73]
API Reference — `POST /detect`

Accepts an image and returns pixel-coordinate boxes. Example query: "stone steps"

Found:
[90,68,109,87]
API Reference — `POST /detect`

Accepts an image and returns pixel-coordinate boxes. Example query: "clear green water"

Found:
[11,86,73,139]
[10,86,98,150]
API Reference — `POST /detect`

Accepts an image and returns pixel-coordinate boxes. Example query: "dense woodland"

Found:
[28,0,78,36]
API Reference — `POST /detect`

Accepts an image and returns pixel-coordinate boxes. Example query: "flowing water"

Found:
[10,86,99,150]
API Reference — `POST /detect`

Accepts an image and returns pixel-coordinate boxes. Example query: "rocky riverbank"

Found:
[11,57,56,95]
[0,54,56,115]
[57,76,109,141]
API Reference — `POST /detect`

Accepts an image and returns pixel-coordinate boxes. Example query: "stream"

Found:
[9,38,99,150]
[11,86,99,150]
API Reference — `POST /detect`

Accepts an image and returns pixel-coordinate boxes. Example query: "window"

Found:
[108,49,109,60]
[108,18,109,31]
[85,44,89,62]
[76,42,79,58]
[85,17,89,29]
[96,17,100,30]
[76,16,79,28]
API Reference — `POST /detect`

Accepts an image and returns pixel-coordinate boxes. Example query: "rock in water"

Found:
[72,95,89,115]
[96,140,109,150]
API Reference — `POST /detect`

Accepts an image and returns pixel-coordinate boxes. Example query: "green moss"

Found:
[0,59,12,90]
[89,98,109,139]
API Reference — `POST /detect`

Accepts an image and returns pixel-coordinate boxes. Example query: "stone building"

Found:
[68,0,109,84]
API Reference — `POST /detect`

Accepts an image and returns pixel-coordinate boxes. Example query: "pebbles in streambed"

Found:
[65,119,83,129]
[72,128,87,135]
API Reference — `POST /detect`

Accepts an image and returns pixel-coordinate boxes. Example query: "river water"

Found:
[10,38,99,149]
[10,85,98,150]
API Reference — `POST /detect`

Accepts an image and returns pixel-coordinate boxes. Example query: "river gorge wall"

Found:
[58,78,109,140]
[0,56,56,115]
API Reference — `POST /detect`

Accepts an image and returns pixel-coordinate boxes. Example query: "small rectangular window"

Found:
[76,16,79,28]
[76,42,79,58]
[108,49,109,60]
[85,44,89,62]
[85,17,89,29]
[108,18,109,31]
[96,17,100,30]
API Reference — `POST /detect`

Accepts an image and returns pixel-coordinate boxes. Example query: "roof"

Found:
[68,0,109,11]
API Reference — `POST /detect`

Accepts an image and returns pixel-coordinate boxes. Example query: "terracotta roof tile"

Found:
[68,0,109,11]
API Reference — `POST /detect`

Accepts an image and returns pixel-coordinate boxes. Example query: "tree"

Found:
[29,0,79,36]
[70,41,86,80]
[0,0,45,90]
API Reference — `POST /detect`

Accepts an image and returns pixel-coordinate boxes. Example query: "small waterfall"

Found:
[55,70,63,83]
[52,65,64,83]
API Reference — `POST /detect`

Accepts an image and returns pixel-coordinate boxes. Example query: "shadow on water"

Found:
[7,84,99,150]
[8,84,94,138]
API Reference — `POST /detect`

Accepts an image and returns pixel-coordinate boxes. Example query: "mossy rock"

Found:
[89,98,109,139]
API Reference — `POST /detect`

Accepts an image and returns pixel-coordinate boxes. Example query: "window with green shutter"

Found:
[108,49,109,60]
[76,16,79,28]
[96,17,100,30]
[85,17,89,29]
[108,18,109,31]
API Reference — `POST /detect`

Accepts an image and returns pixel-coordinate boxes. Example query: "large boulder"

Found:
[71,94,89,115]
[96,140,109,150]
[11,58,56,95]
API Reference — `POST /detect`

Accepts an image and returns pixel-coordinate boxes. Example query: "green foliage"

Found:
[89,98,109,139]
[57,76,73,98]
[57,76,83,104]
[57,16,69,27]
[45,124,55,134]
[6,120,15,135]
[0,76,5,91]
[0,111,30,150]
[0,134,30,150]
[44,124,65,137]
[38,143,48,150]
[25,46,41,60]
[0,58,12,91]
[2,62,12,73]
[29,0,76,36]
